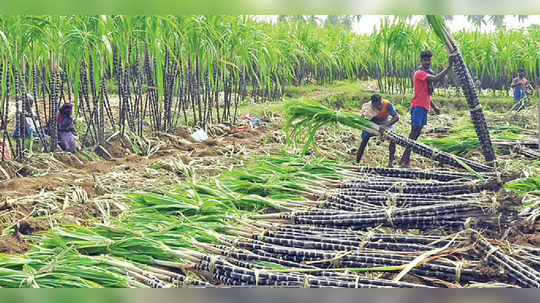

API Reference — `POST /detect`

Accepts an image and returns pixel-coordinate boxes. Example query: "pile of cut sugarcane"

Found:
[3,155,540,288]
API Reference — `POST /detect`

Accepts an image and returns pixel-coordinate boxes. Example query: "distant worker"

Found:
[511,68,534,107]
[46,103,77,152]
[357,94,399,167]
[13,93,44,139]
[57,103,77,152]
[399,50,454,168]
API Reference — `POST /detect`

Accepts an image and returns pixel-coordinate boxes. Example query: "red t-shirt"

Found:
[411,70,431,110]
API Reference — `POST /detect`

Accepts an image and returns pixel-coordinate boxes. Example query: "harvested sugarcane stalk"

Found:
[426,15,496,166]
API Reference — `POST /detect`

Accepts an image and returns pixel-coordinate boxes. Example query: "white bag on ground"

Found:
[191,129,209,142]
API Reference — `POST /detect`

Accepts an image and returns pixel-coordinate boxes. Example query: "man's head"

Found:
[420,50,433,69]
[371,94,383,111]
[518,68,525,78]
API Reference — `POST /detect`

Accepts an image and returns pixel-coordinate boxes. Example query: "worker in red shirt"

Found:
[399,50,454,168]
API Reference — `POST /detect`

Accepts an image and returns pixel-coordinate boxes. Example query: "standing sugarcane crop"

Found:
[426,15,497,166]
[399,50,454,168]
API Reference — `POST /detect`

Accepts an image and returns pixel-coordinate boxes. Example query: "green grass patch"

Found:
[282,80,519,112]
[505,176,540,195]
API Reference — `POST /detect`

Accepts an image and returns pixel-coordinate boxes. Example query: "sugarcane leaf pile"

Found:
[284,99,378,155]
[505,176,540,196]
[421,123,522,157]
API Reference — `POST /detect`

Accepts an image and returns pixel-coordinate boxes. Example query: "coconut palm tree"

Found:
[516,15,529,23]
[324,15,362,30]
[467,15,487,29]
[306,15,322,26]
[489,15,506,28]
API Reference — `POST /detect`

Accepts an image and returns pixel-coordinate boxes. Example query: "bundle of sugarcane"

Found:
[227,223,468,253]
[334,177,501,194]
[36,214,429,287]
[176,246,430,288]
[512,144,540,161]
[211,155,493,212]
[210,226,498,285]
[324,191,484,211]
[254,200,494,232]
[511,245,540,274]
[285,100,494,172]
[475,236,540,288]
[342,165,494,181]
[426,15,496,166]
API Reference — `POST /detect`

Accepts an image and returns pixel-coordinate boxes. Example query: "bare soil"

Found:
[0,234,31,254]
[95,140,128,159]
[0,123,286,249]
[54,153,85,169]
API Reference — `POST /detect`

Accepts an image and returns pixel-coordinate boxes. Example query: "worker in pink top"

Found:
[399,50,454,168]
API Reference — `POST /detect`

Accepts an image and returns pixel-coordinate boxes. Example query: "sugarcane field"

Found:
[2,14,540,289]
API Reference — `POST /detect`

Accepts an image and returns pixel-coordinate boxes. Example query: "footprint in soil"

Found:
[15,218,49,235]
[16,166,35,177]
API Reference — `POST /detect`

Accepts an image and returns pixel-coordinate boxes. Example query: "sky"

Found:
[354,15,540,34]
[256,15,540,34]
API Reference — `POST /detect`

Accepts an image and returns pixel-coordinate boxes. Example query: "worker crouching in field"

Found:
[356,94,399,167]
[51,103,78,152]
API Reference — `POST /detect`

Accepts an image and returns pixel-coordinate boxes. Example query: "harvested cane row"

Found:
[344,165,496,182]
[170,165,516,287]
[513,145,540,161]
[383,130,493,172]
[0,157,533,288]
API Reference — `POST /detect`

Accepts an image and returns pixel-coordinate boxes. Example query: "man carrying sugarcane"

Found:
[356,94,399,167]
[399,50,454,168]
[511,68,534,107]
